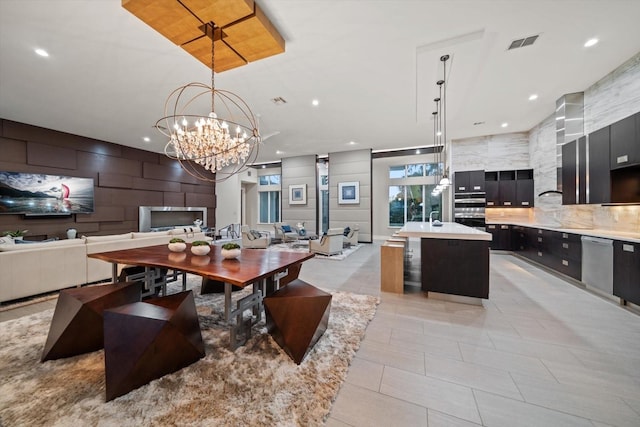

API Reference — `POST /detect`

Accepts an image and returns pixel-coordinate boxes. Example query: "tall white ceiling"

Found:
[1,0,639,164]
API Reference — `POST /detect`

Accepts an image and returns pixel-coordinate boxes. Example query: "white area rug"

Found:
[0,276,378,426]
[267,243,363,261]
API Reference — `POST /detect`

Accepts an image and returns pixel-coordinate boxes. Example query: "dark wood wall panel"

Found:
[27,142,77,169]
[133,177,181,192]
[76,206,125,223]
[3,121,123,157]
[186,192,216,208]
[78,152,141,176]
[163,192,186,206]
[99,172,134,189]
[143,162,200,185]
[0,137,27,163]
[0,119,216,238]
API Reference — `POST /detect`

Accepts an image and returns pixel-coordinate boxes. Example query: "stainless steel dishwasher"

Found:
[581,236,613,294]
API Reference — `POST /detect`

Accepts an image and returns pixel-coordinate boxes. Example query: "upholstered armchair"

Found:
[274,222,299,243]
[309,228,344,256]
[343,225,359,247]
[241,226,271,249]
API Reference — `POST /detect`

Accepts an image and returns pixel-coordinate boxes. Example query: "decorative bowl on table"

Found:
[221,243,241,260]
[168,238,186,252]
[190,241,211,256]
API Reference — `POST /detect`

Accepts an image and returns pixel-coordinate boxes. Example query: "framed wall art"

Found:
[289,184,307,205]
[338,181,359,204]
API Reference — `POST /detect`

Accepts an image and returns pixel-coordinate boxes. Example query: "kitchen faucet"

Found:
[429,211,440,224]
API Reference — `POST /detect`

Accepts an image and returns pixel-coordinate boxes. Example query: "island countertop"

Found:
[396,222,492,241]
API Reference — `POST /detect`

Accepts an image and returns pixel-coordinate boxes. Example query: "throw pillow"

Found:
[343,226,351,236]
[246,231,255,240]
[15,237,59,244]
[281,225,292,232]
[250,230,262,239]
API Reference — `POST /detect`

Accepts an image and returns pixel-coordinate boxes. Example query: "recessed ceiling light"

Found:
[528,94,538,101]
[276,150,284,155]
[501,122,509,128]
[348,141,358,145]
[415,149,421,154]
[584,38,599,47]
[312,99,319,106]
[34,48,49,57]
[143,137,150,142]
[261,165,266,169]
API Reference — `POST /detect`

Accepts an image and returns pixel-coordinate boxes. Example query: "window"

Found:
[259,174,280,185]
[259,191,280,223]
[389,184,441,226]
[390,162,443,178]
[389,165,405,179]
[425,162,443,176]
[259,173,280,223]
[406,164,424,177]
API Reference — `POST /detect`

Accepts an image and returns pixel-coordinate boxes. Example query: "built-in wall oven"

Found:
[454,193,486,230]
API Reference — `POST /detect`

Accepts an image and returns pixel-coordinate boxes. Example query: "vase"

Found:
[168,242,186,252]
[221,248,241,259]
[67,228,77,239]
[191,245,211,256]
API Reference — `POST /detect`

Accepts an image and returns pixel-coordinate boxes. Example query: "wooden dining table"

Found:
[88,244,315,348]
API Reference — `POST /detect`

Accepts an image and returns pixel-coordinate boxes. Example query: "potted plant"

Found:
[3,230,28,240]
[221,242,241,259]
[190,240,211,256]
[168,237,186,252]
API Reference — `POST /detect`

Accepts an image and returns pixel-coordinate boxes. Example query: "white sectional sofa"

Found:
[0,227,210,303]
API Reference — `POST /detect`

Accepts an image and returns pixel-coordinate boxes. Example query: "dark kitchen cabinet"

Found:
[610,112,640,170]
[588,126,611,204]
[613,240,640,306]
[485,172,499,207]
[487,224,510,250]
[550,231,582,281]
[563,136,588,204]
[485,169,534,208]
[516,169,534,207]
[562,139,577,205]
[455,170,485,193]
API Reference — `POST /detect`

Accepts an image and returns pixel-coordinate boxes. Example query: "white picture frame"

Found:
[338,181,359,204]
[289,184,307,205]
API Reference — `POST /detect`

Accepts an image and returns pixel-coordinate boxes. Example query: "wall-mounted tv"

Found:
[0,171,94,215]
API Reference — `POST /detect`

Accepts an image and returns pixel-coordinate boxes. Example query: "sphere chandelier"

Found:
[155,24,260,182]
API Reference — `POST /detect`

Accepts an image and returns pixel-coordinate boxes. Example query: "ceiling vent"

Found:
[271,96,287,105]
[508,35,539,50]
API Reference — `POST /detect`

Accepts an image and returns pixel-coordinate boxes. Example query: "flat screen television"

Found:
[0,171,95,215]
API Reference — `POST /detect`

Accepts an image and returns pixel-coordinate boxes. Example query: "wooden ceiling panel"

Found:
[222,3,285,62]
[123,0,284,72]
[181,0,254,27]
[182,37,247,73]
[122,0,203,45]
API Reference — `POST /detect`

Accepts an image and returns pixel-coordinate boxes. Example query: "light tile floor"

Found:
[2,239,639,426]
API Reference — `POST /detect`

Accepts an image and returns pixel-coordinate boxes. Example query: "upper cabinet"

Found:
[485,169,534,207]
[454,170,485,193]
[610,112,640,169]
[588,126,611,204]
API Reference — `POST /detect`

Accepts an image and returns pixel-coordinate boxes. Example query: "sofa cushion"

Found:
[0,238,85,252]
[170,226,201,235]
[132,231,170,239]
[0,237,14,246]
[250,230,263,240]
[281,225,292,233]
[343,226,351,236]
[83,233,133,243]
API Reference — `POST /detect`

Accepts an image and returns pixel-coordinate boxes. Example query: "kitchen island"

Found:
[396,222,492,302]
